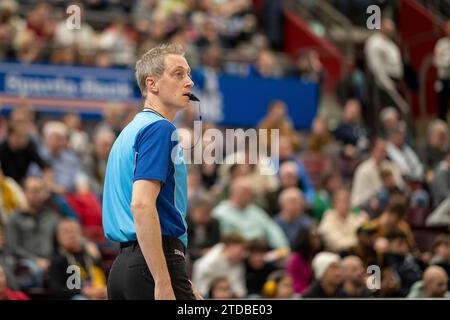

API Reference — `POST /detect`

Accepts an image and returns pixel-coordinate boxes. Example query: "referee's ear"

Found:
[145,76,159,95]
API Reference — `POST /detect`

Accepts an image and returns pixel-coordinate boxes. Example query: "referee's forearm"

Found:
[133,204,171,286]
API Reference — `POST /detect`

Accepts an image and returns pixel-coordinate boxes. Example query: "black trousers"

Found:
[437,78,449,121]
[107,237,196,300]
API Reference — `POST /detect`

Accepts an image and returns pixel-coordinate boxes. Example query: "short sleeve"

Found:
[133,120,177,183]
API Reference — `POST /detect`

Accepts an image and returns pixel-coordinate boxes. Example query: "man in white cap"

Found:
[302,252,345,298]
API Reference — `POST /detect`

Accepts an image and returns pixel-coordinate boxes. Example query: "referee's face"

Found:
[158,54,194,110]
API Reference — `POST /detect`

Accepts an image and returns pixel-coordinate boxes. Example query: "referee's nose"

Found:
[185,75,194,89]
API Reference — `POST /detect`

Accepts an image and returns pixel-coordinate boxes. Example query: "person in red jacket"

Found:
[0,265,29,300]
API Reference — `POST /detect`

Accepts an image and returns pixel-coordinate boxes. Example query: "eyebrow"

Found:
[171,66,191,73]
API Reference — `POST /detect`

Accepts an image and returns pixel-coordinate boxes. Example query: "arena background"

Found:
[0,0,449,300]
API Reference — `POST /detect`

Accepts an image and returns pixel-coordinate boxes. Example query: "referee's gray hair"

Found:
[135,43,185,98]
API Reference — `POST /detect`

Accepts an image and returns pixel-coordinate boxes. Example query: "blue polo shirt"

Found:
[102,110,188,247]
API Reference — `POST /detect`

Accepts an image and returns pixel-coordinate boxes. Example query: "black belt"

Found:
[119,236,185,257]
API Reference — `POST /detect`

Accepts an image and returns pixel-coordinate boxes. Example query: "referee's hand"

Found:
[155,282,176,300]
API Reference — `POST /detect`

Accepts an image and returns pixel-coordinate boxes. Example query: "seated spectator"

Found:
[351,138,404,207]
[311,171,343,222]
[381,229,422,296]
[419,119,449,179]
[7,176,60,288]
[333,98,370,153]
[248,49,282,78]
[207,276,236,299]
[213,177,289,254]
[0,120,51,185]
[192,234,248,298]
[82,127,116,197]
[261,270,295,299]
[307,117,339,156]
[379,107,410,143]
[386,125,424,182]
[40,121,86,194]
[431,150,450,208]
[407,266,450,298]
[0,168,26,223]
[360,168,403,219]
[302,252,345,298]
[288,49,324,85]
[371,198,416,249]
[0,224,19,291]
[0,265,29,300]
[95,102,127,137]
[375,266,402,298]
[274,188,313,247]
[258,100,301,153]
[62,112,91,157]
[48,219,107,300]
[266,158,315,215]
[343,222,380,268]
[187,195,221,262]
[318,189,367,253]
[287,227,322,295]
[429,234,450,287]
[339,255,374,298]
[245,239,279,297]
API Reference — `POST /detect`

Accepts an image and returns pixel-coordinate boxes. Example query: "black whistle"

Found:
[187,93,200,102]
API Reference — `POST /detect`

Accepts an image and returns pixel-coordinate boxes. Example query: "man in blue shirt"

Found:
[103,43,199,300]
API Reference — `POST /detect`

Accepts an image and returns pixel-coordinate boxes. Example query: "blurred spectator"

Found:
[318,189,367,253]
[99,14,137,66]
[48,219,107,300]
[431,150,450,208]
[351,138,404,207]
[287,227,322,295]
[277,138,316,203]
[386,125,424,182]
[207,276,236,299]
[53,2,95,54]
[0,224,19,291]
[288,50,324,85]
[434,20,450,121]
[429,234,450,287]
[258,100,301,153]
[248,49,281,78]
[343,222,379,268]
[245,239,278,297]
[371,198,416,249]
[62,112,91,157]
[333,98,370,153]
[379,106,402,138]
[311,171,343,222]
[25,3,55,42]
[195,19,221,48]
[187,165,208,202]
[274,188,313,247]
[0,0,24,61]
[339,255,373,297]
[8,105,39,138]
[302,252,345,298]
[376,266,402,298]
[364,18,404,110]
[381,229,422,296]
[0,168,26,223]
[7,176,60,288]
[213,176,289,252]
[192,233,247,298]
[82,127,116,197]
[96,102,128,137]
[261,270,295,299]
[0,121,50,185]
[419,120,449,179]
[260,0,284,49]
[408,265,450,298]
[40,121,86,194]
[132,0,159,35]
[0,265,29,300]
[360,168,403,219]
[307,117,338,155]
[187,195,221,262]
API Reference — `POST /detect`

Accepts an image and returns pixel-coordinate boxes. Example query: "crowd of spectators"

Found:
[0,0,449,300]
